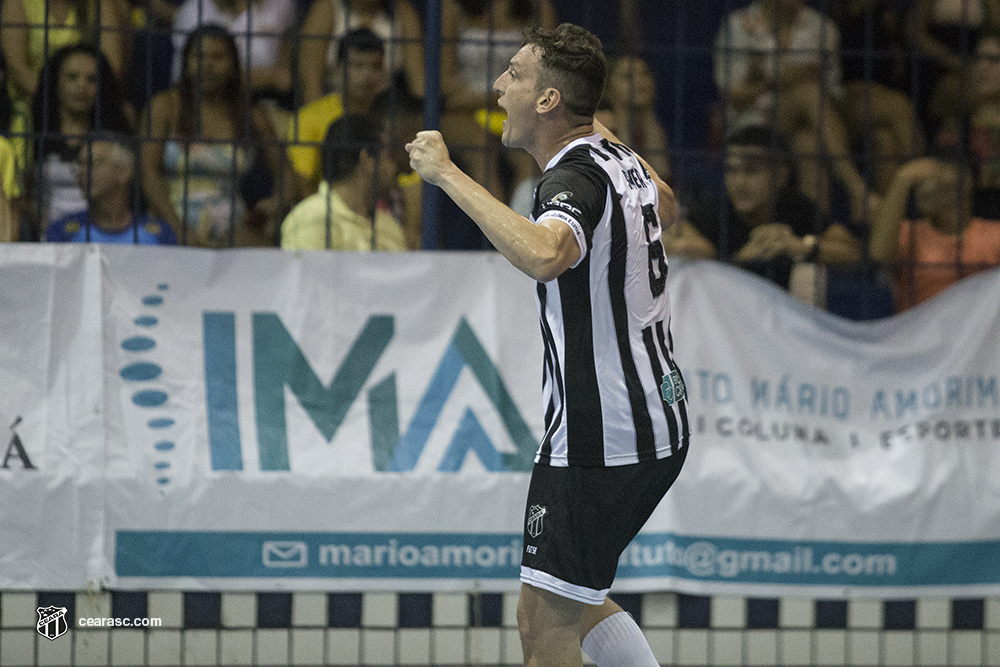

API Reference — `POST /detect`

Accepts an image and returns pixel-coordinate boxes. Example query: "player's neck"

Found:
[533,122,597,169]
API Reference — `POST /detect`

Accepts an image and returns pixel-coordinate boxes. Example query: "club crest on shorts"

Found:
[36,606,69,640]
[660,369,686,405]
[527,504,547,538]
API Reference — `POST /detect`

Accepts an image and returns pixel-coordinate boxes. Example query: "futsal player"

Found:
[406,23,689,667]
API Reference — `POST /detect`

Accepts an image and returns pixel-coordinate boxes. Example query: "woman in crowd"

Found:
[713,0,879,223]
[296,0,425,107]
[2,0,130,186]
[141,25,287,247]
[2,0,128,107]
[30,44,130,238]
[170,0,297,101]
[870,150,1000,311]
[913,0,1000,138]
[931,33,1000,217]
[439,0,557,203]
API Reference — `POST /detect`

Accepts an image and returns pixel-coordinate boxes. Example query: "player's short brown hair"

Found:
[523,23,607,120]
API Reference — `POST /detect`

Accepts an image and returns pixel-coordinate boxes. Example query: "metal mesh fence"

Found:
[7,1,990,315]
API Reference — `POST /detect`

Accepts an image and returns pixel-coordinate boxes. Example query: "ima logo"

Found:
[2,417,36,470]
[202,313,536,473]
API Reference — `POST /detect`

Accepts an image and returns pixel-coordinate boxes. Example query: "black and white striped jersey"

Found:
[530,134,689,467]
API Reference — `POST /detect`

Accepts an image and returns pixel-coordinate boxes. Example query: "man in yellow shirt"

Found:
[286,28,387,199]
[281,114,406,251]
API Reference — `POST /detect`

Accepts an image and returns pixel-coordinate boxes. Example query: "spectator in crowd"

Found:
[830,0,923,195]
[170,0,296,99]
[296,0,425,106]
[1,0,128,108]
[46,133,176,244]
[935,32,1000,217]
[713,0,878,224]
[439,0,557,203]
[0,54,21,242]
[3,0,130,193]
[870,150,1000,311]
[30,44,131,238]
[913,0,1000,140]
[140,25,288,247]
[281,114,405,250]
[286,28,386,199]
[595,54,670,183]
[124,0,182,114]
[671,125,863,295]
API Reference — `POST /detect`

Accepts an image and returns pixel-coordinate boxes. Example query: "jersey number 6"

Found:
[642,204,668,297]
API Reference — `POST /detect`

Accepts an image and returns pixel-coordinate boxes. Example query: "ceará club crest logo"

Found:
[36,606,69,640]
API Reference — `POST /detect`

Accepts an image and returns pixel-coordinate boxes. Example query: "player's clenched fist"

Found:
[405,131,453,187]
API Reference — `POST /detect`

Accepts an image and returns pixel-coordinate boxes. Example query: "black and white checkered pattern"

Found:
[0,591,997,665]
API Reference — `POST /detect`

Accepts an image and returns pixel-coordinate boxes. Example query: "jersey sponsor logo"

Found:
[661,370,686,406]
[527,504,547,538]
[550,191,573,202]
[36,606,69,640]
[540,200,583,217]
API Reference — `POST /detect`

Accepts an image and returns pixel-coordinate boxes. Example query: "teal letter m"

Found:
[253,314,394,470]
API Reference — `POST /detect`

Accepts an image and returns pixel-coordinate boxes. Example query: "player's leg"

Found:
[517,582,585,667]
[575,447,689,667]
[518,449,687,667]
[580,597,660,667]
[517,584,661,667]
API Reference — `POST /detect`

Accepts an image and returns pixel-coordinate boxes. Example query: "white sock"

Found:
[581,611,660,667]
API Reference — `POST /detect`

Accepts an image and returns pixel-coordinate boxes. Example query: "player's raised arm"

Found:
[405,131,580,282]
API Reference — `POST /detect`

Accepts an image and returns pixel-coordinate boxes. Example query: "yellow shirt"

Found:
[0,137,21,200]
[286,93,344,191]
[281,182,407,251]
[7,0,88,140]
[24,0,86,74]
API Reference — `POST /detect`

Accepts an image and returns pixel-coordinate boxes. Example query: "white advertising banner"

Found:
[626,260,1000,597]
[98,246,542,592]
[0,245,106,590]
[1,245,998,597]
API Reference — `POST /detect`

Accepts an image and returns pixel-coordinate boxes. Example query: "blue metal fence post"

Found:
[421,0,443,250]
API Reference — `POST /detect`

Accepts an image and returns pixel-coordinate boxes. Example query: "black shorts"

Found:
[519,446,687,604]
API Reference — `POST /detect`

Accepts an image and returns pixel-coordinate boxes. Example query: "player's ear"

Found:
[536,87,560,114]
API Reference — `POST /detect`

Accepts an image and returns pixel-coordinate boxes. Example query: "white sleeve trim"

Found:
[536,210,588,268]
